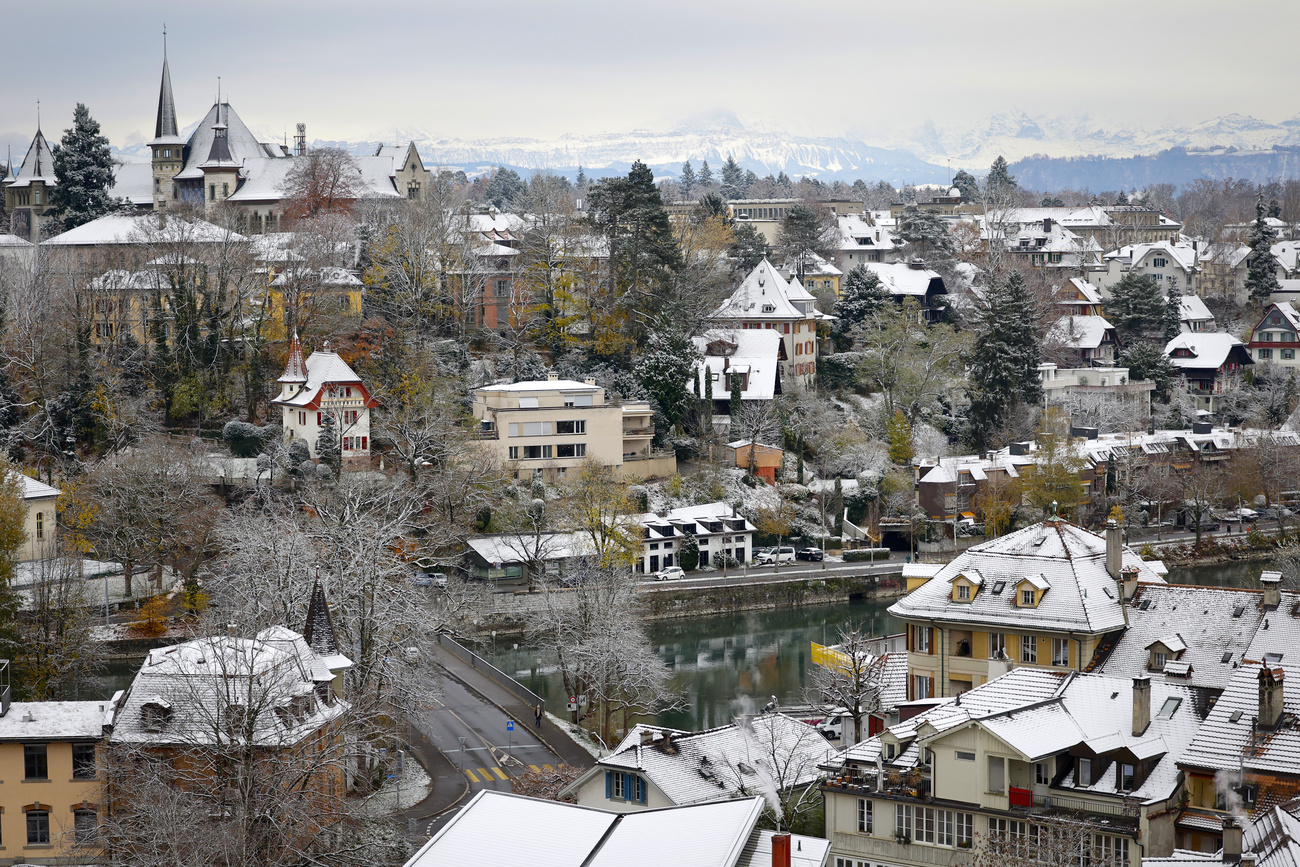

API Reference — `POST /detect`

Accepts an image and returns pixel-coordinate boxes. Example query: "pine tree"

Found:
[729,222,768,274]
[698,160,713,184]
[634,325,698,430]
[575,166,587,190]
[886,410,913,465]
[1106,273,1167,343]
[49,103,119,232]
[779,203,835,282]
[730,371,743,422]
[316,412,340,472]
[966,272,1042,450]
[985,155,1017,194]
[1246,196,1281,304]
[679,160,696,199]
[834,266,889,334]
[678,533,700,571]
[898,204,955,260]
[1163,277,1183,343]
[776,171,792,191]
[951,169,980,200]
[720,155,746,200]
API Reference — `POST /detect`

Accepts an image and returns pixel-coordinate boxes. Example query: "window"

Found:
[26,810,49,845]
[1021,635,1038,663]
[35,512,43,540]
[564,394,594,408]
[210,184,216,200]
[494,280,509,298]
[912,675,931,699]
[956,812,974,847]
[955,750,975,762]
[606,771,646,804]
[988,755,1005,793]
[957,583,970,601]
[72,744,96,779]
[1260,348,1274,359]
[1036,761,1050,785]
[1096,834,1130,867]
[988,816,1008,837]
[1021,588,1036,606]
[1077,757,1092,786]
[508,446,519,459]
[1117,763,1135,791]
[1052,638,1070,667]
[1285,349,1296,360]
[298,411,306,426]
[33,189,40,205]
[317,412,323,426]
[508,421,551,437]
[1152,651,1168,670]
[521,445,552,459]
[74,810,97,844]
[1153,257,1167,268]
[895,803,912,839]
[989,632,1007,659]
[858,799,872,833]
[556,443,586,458]
[222,182,229,197]
[24,744,47,780]
[407,181,420,199]
[915,626,931,654]
[556,420,586,434]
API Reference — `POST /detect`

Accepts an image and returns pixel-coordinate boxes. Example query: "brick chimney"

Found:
[1105,519,1122,581]
[771,833,792,867]
[1260,572,1281,610]
[1259,666,1285,730]
[1223,816,1242,862]
[1132,675,1151,736]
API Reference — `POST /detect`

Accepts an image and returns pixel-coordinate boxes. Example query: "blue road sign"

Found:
[506,720,514,731]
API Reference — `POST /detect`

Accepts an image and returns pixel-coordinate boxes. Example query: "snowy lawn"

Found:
[358,761,432,816]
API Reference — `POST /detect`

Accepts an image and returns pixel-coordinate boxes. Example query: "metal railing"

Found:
[436,633,545,709]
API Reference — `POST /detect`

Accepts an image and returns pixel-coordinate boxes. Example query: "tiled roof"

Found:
[714,259,815,322]
[1178,661,1300,775]
[1093,584,1265,691]
[888,520,1165,634]
[270,350,371,409]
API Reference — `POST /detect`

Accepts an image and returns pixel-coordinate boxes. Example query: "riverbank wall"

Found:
[473,572,905,636]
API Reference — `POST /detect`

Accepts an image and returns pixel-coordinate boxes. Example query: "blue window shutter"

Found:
[638,777,647,805]
[605,771,612,799]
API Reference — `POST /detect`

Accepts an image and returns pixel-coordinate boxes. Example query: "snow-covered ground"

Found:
[359,761,432,816]
[548,711,607,759]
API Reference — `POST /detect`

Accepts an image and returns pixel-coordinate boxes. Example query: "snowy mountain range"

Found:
[110,109,1300,186]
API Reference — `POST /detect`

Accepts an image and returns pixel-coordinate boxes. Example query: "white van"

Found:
[756,546,795,565]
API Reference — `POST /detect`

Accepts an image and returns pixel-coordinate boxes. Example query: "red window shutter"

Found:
[316,412,322,426]
[928,628,935,655]
[928,676,935,697]
[361,436,367,450]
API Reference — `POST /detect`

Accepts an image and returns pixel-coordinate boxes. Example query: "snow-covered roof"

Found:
[1242,803,1300,867]
[633,502,756,539]
[109,160,156,205]
[271,350,371,409]
[270,267,363,287]
[478,379,600,393]
[588,714,833,807]
[465,532,596,565]
[1066,277,1105,304]
[714,259,816,322]
[1164,332,1253,370]
[1048,315,1116,350]
[0,234,34,248]
[1273,241,1300,273]
[407,790,800,867]
[1179,661,1300,776]
[109,628,348,747]
[1253,302,1300,338]
[888,520,1165,634]
[176,102,283,181]
[226,154,404,203]
[7,129,56,189]
[859,262,946,298]
[13,472,60,500]
[0,701,109,740]
[1179,294,1215,325]
[41,213,245,247]
[692,329,783,402]
[1106,241,1200,274]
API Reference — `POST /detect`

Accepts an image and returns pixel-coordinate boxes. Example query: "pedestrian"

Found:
[534,703,543,729]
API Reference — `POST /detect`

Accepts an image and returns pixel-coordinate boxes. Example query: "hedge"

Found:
[843,548,892,562]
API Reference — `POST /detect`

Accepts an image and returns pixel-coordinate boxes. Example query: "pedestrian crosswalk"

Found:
[463,763,555,783]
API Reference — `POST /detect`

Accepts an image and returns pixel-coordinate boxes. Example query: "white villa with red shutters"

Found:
[271,335,378,462]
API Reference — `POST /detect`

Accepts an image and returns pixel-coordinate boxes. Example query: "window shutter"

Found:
[907,626,914,652]
[638,777,647,805]
[928,676,935,697]
[605,771,612,799]
[927,628,935,654]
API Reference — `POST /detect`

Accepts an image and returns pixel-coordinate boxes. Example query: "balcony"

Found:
[823,768,931,801]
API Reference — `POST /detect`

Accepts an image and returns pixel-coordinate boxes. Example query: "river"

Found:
[482,557,1278,731]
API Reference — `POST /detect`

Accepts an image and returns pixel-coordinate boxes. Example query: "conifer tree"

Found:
[634,325,698,430]
[833,266,889,338]
[886,410,913,465]
[679,160,696,200]
[702,367,714,436]
[730,371,743,422]
[316,412,340,472]
[1246,196,1281,304]
[698,160,713,184]
[720,155,746,200]
[49,103,119,232]
[951,169,979,200]
[779,203,836,282]
[966,272,1041,450]
[984,155,1017,195]
[1164,277,1183,343]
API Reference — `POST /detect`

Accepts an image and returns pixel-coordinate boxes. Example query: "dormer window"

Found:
[957,584,971,601]
[141,700,173,732]
[1020,588,1036,606]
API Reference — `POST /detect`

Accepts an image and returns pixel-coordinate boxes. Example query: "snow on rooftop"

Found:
[0,701,108,740]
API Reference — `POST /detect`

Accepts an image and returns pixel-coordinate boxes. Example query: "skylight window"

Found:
[1232,605,1246,618]
[1221,652,1234,664]
[1140,599,1152,610]
[1229,710,1243,724]
[1156,697,1182,719]
[992,581,1006,595]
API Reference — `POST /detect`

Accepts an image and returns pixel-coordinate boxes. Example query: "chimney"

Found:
[771,833,792,867]
[1132,676,1151,736]
[1105,519,1123,581]
[1258,666,1285,730]
[1242,853,1257,867]
[1121,565,1140,603]
[583,377,596,386]
[1260,572,1281,610]
[1223,816,1243,862]
[547,373,559,381]
[226,621,238,637]
[640,728,656,746]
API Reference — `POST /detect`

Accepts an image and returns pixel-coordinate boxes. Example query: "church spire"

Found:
[279,332,308,383]
[153,27,178,141]
[302,578,338,657]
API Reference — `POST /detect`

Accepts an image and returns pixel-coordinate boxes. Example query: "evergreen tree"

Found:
[951,169,980,200]
[984,155,1017,196]
[485,168,525,210]
[702,366,714,436]
[575,166,587,190]
[1105,273,1167,343]
[898,204,955,260]
[679,161,696,199]
[729,371,743,422]
[829,477,845,537]
[720,155,746,200]
[778,203,835,282]
[1040,195,1064,207]
[1118,341,1177,400]
[698,160,713,184]
[1269,198,1283,220]
[678,533,700,571]
[776,171,792,191]
[49,103,119,232]
[886,410,913,465]
[1246,196,1281,303]
[316,412,340,472]
[966,272,1042,450]
[833,266,889,335]
[634,325,698,430]
[729,222,768,274]
[1163,277,1183,343]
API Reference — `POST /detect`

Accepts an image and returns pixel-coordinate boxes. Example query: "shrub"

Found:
[130,596,170,637]
[843,548,891,562]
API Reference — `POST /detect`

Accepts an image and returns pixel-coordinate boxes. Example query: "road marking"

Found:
[529,764,540,772]
[463,769,479,783]
[478,767,494,781]
[543,764,554,771]
[491,766,509,780]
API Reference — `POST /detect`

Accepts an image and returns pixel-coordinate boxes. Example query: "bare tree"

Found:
[804,626,889,743]
[971,815,1130,867]
[280,147,361,222]
[19,554,105,700]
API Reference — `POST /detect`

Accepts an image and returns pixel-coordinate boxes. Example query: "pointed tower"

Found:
[4,127,57,242]
[302,579,338,657]
[278,332,308,400]
[149,33,186,212]
[200,102,239,214]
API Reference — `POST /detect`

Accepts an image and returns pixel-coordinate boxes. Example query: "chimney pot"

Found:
[1258,666,1285,730]
[1132,675,1151,736]
[1223,816,1243,862]
[1261,572,1282,609]
[1106,519,1123,582]
[772,833,792,867]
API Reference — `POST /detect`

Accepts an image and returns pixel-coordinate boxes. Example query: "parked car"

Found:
[653,566,686,581]
[755,546,796,565]
[795,547,824,562]
[1196,520,1221,532]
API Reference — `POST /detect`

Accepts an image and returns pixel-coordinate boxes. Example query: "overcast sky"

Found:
[3,0,1297,157]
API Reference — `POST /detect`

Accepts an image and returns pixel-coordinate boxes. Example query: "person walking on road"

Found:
[534,703,543,730]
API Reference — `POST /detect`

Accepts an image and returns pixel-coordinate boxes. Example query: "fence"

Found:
[436,632,545,709]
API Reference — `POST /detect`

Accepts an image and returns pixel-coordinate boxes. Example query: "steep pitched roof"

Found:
[270,349,375,409]
[279,334,308,383]
[7,129,56,189]
[1048,314,1117,350]
[1164,333,1254,370]
[151,53,183,144]
[860,262,946,298]
[302,580,338,656]
[714,259,814,322]
[177,102,281,181]
[888,520,1165,634]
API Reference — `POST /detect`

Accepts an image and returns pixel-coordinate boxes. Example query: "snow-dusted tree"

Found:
[19,554,104,700]
[852,299,970,425]
[315,411,340,472]
[805,626,888,743]
[678,160,697,200]
[279,147,360,221]
[634,324,698,430]
[559,460,642,569]
[720,155,747,200]
[970,816,1109,867]
[898,204,955,262]
[484,167,525,210]
[833,265,890,338]
[778,203,837,283]
[1246,195,1282,303]
[1164,276,1183,342]
[1107,273,1167,344]
[966,272,1042,451]
[951,169,980,200]
[49,103,119,232]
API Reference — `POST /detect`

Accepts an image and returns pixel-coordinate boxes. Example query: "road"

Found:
[640,557,902,590]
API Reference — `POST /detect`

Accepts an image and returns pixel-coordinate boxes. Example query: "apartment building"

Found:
[473,376,675,481]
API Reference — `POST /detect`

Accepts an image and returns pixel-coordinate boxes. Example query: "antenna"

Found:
[35,100,40,132]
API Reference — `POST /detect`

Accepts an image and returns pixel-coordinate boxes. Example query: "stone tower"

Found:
[149,35,185,211]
